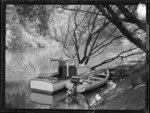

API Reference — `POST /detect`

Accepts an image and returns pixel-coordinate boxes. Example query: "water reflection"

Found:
[52,93,89,109]
[30,90,90,109]
[6,48,66,75]
[5,80,36,108]
[30,91,66,105]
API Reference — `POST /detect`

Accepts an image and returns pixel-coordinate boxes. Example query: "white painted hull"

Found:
[30,78,70,93]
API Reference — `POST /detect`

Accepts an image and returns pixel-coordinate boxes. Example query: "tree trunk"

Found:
[117,5,146,32]
[95,5,146,52]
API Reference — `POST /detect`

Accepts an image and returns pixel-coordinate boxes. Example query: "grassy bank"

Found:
[95,61,147,110]
[109,61,146,84]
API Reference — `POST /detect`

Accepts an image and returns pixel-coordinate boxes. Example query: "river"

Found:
[5,40,144,109]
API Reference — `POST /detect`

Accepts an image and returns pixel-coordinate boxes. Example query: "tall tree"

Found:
[95,5,146,52]
[58,5,123,64]
[55,5,146,68]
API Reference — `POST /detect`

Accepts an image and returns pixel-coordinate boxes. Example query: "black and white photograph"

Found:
[2,0,149,111]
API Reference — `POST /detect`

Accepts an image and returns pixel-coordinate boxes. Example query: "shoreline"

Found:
[92,62,147,110]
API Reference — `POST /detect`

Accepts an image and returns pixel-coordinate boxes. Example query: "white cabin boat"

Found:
[30,58,78,94]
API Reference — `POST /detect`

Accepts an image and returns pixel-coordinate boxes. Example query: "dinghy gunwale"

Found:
[66,68,110,93]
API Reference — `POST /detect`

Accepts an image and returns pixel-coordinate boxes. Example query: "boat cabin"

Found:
[48,57,90,79]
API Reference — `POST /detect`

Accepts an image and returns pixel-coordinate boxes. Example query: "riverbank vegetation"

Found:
[6,5,59,49]
[92,61,147,110]
[6,4,146,66]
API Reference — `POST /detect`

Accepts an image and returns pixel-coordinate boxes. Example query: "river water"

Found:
[5,40,144,109]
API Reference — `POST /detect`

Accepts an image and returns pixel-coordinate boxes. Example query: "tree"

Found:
[57,5,124,64]
[54,5,146,69]
[95,5,146,52]
[91,47,145,69]
[6,5,55,49]
[6,5,25,49]
[15,5,53,36]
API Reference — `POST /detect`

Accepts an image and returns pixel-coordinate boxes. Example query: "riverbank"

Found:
[94,61,147,110]
[97,77,146,110]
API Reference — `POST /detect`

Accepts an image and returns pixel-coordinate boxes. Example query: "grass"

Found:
[109,61,147,84]
[93,61,147,110]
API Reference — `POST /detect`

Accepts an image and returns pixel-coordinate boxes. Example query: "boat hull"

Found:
[30,78,70,94]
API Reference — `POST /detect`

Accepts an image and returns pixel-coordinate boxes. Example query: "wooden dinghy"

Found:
[66,68,110,93]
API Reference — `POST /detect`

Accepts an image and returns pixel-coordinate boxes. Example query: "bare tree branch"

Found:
[95,5,146,52]
[53,5,103,16]
[91,47,143,69]
[116,5,146,31]
[83,20,110,64]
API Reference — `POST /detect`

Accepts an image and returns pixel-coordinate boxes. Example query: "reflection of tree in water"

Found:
[5,80,36,108]
[68,93,90,109]
[52,93,89,109]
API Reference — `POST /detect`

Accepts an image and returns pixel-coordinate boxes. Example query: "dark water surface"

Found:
[5,42,143,109]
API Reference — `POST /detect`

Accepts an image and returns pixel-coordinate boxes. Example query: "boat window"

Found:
[49,61,59,75]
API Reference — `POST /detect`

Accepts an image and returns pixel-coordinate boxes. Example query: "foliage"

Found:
[108,58,146,83]
[6,5,55,49]
[6,24,23,49]
[15,5,52,36]
[6,5,24,49]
